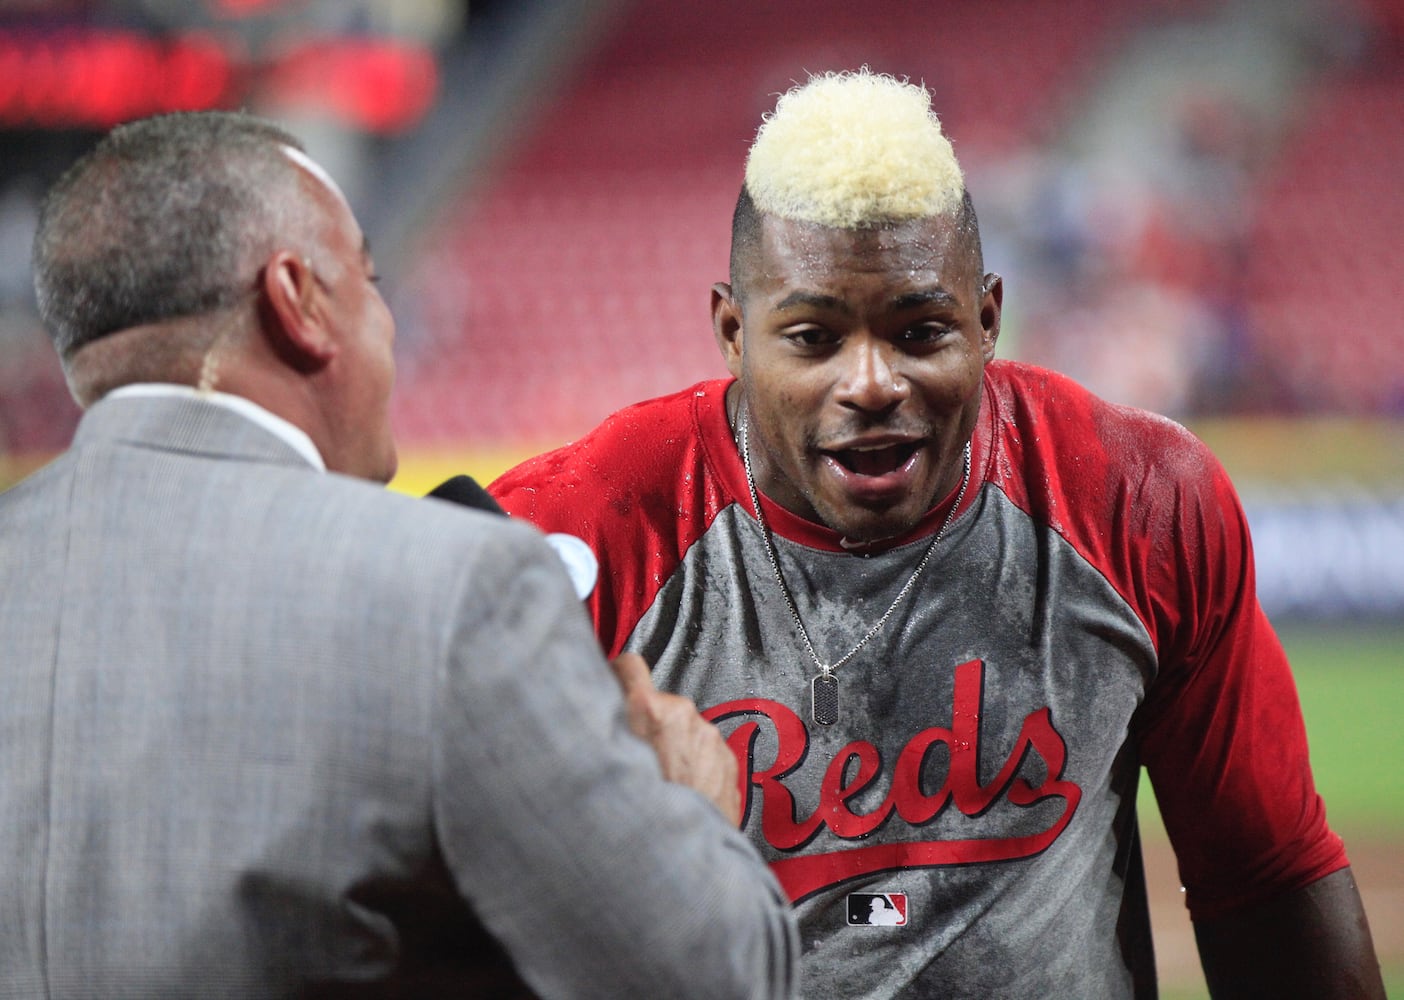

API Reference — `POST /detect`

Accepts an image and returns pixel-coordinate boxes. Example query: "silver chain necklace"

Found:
[739,411,972,726]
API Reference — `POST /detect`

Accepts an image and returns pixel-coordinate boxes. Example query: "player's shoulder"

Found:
[489,379,729,516]
[985,359,1215,482]
[981,359,1234,557]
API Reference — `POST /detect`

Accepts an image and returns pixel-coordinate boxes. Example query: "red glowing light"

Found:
[212,0,293,15]
[0,28,438,134]
[261,38,439,134]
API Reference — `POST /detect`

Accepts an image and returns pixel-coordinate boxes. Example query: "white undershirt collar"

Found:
[107,383,326,472]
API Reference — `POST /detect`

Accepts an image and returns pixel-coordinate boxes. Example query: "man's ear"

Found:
[711,282,744,379]
[979,272,1003,363]
[260,250,335,371]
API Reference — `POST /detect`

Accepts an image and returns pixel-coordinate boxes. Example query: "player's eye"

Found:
[784,326,838,349]
[902,323,947,341]
[898,323,952,347]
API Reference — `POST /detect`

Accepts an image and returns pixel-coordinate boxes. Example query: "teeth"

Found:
[846,442,903,452]
[833,443,915,477]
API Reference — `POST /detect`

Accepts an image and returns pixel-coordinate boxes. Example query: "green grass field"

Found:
[1140,621,1404,829]
[1143,621,1404,998]
[1280,624,1404,835]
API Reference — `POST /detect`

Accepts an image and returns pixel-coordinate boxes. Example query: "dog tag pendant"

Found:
[811,672,839,726]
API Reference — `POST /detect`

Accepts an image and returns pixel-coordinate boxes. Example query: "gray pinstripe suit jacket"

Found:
[0,393,796,999]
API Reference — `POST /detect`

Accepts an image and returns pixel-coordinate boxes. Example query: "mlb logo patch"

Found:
[847,892,908,926]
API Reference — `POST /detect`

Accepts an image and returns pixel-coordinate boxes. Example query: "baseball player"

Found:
[488,70,1383,998]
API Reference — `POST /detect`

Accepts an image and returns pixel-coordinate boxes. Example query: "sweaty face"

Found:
[715,212,999,543]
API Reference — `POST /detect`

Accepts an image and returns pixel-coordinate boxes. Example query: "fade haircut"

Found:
[729,69,982,296]
[32,110,311,361]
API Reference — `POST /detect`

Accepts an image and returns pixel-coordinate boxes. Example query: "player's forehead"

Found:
[749,211,976,305]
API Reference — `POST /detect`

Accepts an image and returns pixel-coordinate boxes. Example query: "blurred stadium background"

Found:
[0,0,1400,994]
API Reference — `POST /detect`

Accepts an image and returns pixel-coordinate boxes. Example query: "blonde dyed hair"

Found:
[744,69,964,229]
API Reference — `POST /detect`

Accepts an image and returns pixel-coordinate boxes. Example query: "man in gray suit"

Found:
[1,111,798,998]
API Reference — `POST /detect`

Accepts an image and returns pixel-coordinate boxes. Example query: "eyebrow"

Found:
[774,290,848,313]
[772,288,959,313]
[892,289,959,310]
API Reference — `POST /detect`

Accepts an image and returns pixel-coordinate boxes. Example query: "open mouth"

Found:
[826,442,920,477]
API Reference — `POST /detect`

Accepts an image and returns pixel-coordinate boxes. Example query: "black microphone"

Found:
[425,474,507,516]
[424,474,598,600]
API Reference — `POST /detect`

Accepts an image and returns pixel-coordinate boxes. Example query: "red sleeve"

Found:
[1131,463,1346,920]
[488,381,735,659]
[985,362,1347,921]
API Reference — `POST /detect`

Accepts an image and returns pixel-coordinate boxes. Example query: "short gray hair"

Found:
[32,110,311,360]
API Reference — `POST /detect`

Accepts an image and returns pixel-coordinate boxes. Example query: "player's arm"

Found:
[1138,457,1382,996]
[1124,437,1383,996]
[1193,866,1384,999]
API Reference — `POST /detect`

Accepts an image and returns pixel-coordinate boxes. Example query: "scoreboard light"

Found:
[213,0,295,13]
[261,37,438,134]
[0,27,439,133]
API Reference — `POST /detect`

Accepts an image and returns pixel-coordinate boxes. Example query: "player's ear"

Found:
[712,282,744,379]
[259,250,335,371]
[979,272,1003,363]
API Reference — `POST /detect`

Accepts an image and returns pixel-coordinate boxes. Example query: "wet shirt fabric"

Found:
[490,360,1347,999]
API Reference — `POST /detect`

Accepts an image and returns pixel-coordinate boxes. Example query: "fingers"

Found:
[608,652,742,825]
[691,723,742,826]
[610,652,656,739]
[609,651,653,695]
[646,696,741,826]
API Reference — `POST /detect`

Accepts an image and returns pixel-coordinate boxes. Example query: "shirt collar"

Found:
[106,383,326,472]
